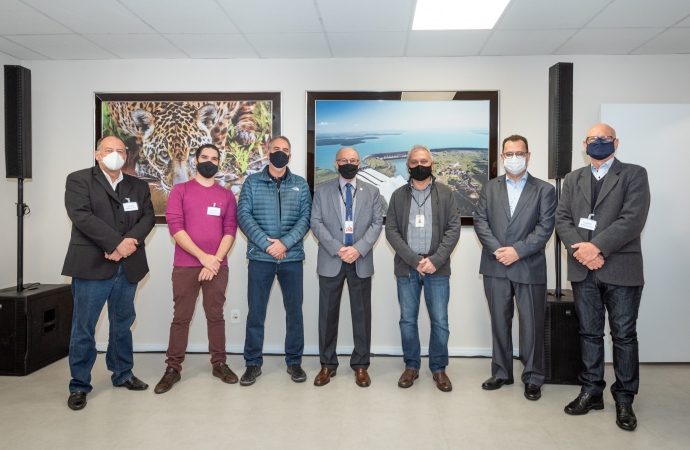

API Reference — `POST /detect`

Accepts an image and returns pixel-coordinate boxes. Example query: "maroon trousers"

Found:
[165,266,229,371]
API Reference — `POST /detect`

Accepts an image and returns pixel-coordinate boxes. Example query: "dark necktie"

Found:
[345,183,353,246]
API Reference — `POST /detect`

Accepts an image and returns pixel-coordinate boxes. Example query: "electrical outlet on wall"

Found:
[231,310,240,323]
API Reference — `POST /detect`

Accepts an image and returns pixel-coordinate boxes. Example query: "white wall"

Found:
[1,55,689,362]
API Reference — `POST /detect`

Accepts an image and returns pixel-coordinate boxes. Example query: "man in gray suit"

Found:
[310,147,383,387]
[474,135,557,401]
[556,123,650,431]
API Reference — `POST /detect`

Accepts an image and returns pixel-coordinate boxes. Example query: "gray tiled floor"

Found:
[1,354,689,450]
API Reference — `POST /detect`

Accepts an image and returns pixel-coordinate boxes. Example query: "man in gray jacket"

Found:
[556,123,650,431]
[385,145,461,392]
[473,135,556,401]
[310,147,383,387]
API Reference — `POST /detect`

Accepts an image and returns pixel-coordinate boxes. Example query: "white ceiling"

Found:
[0,0,689,60]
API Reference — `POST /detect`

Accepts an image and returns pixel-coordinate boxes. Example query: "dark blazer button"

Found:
[116,205,120,209]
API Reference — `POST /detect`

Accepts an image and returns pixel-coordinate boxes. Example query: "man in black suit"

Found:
[62,136,155,411]
[556,123,651,431]
[474,135,557,401]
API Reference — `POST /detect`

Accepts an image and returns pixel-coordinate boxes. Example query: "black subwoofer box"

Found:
[0,284,73,376]
[544,289,582,385]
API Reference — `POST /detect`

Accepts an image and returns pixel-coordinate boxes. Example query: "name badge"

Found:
[578,215,597,231]
[207,204,221,216]
[344,220,354,234]
[415,215,425,228]
[123,198,138,211]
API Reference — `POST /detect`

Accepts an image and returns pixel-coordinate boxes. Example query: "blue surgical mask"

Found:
[586,140,615,161]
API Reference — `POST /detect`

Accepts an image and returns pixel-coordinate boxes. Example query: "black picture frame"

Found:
[95,92,281,224]
[306,91,499,226]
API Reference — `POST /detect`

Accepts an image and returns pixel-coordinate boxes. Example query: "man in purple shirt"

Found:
[154,144,239,394]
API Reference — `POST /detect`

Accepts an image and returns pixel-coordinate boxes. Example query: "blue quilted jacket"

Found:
[237,166,312,262]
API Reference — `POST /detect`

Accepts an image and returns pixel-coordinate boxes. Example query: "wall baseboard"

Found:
[96,343,519,357]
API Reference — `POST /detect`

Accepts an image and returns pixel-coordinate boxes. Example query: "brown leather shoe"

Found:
[314,367,336,386]
[433,371,452,392]
[398,368,419,388]
[154,367,181,394]
[213,363,239,384]
[355,368,371,387]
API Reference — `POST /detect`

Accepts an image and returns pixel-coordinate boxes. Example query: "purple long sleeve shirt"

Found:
[165,179,237,267]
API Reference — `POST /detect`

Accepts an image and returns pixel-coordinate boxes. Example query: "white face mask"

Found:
[503,155,527,175]
[101,152,125,171]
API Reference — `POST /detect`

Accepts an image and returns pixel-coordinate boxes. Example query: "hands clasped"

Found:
[496,247,519,266]
[572,242,605,270]
[105,238,139,261]
[338,246,361,264]
[266,238,287,260]
[416,257,437,275]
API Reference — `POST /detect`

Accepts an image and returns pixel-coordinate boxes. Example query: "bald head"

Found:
[587,123,616,139]
[336,147,359,161]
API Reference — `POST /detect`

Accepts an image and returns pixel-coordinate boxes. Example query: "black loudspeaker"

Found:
[544,289,581,384]
[4,65,32,179]
[0,284,73,376]
[548,62,573,180]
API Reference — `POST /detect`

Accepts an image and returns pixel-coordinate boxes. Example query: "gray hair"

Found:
[268,135,292,153]
[407,145,433,163]
[96,135,125,152]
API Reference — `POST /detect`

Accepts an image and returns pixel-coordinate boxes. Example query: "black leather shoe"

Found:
[287,364,307,383]
[240,366,262,386]
[481,376,514,390]
[564,392,604,415]
[615,402,638,431]
[524,383,542,401]
[117,375,149,391]
[67,392,87,411]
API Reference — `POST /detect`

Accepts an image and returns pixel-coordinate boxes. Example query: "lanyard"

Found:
[337,183,357,207]
[410,182,432,209]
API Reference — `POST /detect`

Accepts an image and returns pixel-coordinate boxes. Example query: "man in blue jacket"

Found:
[237,135,312,386]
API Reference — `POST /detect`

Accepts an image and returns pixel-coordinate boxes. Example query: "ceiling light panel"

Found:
[412,0,510,30]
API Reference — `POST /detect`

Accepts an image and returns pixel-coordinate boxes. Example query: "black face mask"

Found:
[408,165,432,181]
[196,161,218,179]
[269,151,289,170]
[337,163,359,180]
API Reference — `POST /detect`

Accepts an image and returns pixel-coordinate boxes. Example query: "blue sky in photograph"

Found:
[315,100,490,134]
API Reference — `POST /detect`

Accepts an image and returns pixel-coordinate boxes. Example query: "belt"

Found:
[418,254,428,258]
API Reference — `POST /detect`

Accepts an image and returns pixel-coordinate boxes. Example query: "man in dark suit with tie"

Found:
[556,124,650,431]
[474,135,557,401]
[310,147,383,387]
[62,136,155,411]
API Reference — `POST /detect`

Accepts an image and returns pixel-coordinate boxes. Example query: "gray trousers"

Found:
[483,275,547,386]
[318,262,372,371]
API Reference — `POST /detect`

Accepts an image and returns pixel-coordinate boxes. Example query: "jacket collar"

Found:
[259,164,292,182]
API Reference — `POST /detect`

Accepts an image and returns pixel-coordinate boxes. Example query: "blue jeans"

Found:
[572,270,643,404]
[244,260,304,367]
[69,264,138,393]
[397,268,450,373]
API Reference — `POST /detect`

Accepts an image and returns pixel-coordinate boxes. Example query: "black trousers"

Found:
[483,275,547,386]
[318,262,372,371]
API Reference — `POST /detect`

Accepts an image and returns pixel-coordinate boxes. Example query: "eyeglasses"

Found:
[585,136,616,144]
[336,158,360,165]
[503,151,527,158]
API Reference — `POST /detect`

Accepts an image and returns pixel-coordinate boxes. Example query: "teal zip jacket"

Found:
[237,165,312,262]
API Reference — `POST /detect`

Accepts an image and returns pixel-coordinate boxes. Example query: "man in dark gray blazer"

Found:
[474,135,556,401]
[556,123,650,431]
[62,136,155,411]
[311,147,383,387]
[386,145,461,392]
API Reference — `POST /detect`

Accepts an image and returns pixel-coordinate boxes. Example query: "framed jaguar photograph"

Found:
[95,92,281,224]
[306,91,498,226]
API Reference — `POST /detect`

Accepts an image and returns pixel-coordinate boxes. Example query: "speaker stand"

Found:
[15,177,29,292]
[550,177,565,299]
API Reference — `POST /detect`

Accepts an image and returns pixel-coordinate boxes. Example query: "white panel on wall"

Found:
[600,104,690,362]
